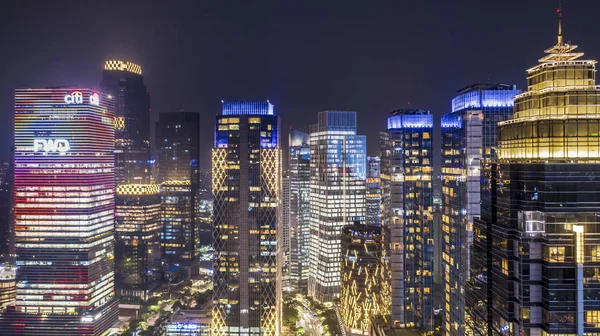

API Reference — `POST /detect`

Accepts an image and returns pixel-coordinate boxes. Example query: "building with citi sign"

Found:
[0,88,118,336]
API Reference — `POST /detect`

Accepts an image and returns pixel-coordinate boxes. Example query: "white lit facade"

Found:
[308,111,366,303]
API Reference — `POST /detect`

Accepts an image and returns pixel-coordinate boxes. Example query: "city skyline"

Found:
[1,2,600,335]
[2,1,600,163]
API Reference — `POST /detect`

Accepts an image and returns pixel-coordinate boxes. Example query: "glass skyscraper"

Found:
[0,88,118,335]
[101,60,161,303]
[100,60,150,185]
[289,129,311,290]
[380,109,434,331]
[212,101,281,335]
[440,83,519,335]
[470,12,600,335]
[366,156,382,227]
[308,111,366,303]
[155,112,200,279]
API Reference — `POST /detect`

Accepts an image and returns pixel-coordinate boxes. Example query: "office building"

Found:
[212,101,282,335]
[0,88,118,335]
[281,176,291,288]
[469,11,600,336]
[0,265,15,311]
[100,60,150,184]
[308,111,366,303]
[380,109,434,331]
[366,156,382,227]
[289,129,311,289]
[114,184,161,303]
[340,224,390,335]
[156,112,200,279]
[440,83,519,335]
[101,60,160,302]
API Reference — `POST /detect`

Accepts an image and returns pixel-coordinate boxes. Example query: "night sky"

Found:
[2,0,600,168]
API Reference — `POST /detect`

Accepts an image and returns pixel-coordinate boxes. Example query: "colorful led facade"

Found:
[380,109,434,331]
[114,184,161,303]
[0,88,118,335]
[470,10,600,336]
[212,101,282,335]
[340,224,390,335]
[440,84,519,336]
[156,112,200,279]
[289,129,311,289]
[308,111,366,303]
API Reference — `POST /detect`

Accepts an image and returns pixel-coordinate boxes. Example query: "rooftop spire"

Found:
[538,1,584,63]
[557,0,563,45]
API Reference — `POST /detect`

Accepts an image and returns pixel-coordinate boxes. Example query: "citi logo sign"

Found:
[90,92,100,106]
[64,91,83,104]
[33,139,70,153]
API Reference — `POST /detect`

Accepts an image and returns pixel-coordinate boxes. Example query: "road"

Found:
[298,305,323,336]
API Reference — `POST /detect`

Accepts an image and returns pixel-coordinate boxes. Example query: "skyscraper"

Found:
[0,88,118,335]
[101,60,161,303]
[469,10,600,336]
[289,129,311,290]
[380,109,434,331]
[366,156,382,227]
[156,112,200,279]
[114,184,161,302]
[440,83,519,335]
[281,176,291,288]
[308,111,366,303]
[212,101,282,335]
[100,60,150,184]
[340,223,390,335]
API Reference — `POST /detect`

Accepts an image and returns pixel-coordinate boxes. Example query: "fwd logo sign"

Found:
[33,139,70,153]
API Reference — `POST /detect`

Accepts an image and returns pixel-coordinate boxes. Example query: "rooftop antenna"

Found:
[557,0,563,45]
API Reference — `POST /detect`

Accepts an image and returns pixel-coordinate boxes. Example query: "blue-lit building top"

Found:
[221,100,274,116]
[387,109,433,130]
[315,110,357,132]
[451,83,520,113]
[216,101,279,149]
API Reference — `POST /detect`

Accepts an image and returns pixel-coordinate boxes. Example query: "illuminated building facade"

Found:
[340,224,390,335]
[212,101,282,335]
[380,109,434,331]
[470,12,600,336]
[289,129,311,289]
[114,184,161,303]
[156,112,200,279]
[440,84,519,335]
[366,156,382,227]
[0,88,118,335]
[281,176,291,288]
[101,60,160,303]
[100,60,150,185]
[0,266,15,311]
[308,111,366,303]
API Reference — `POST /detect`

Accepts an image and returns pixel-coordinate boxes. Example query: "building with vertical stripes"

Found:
[288,129,311,290]
[0,88,118,335]
[380,109,434,331]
